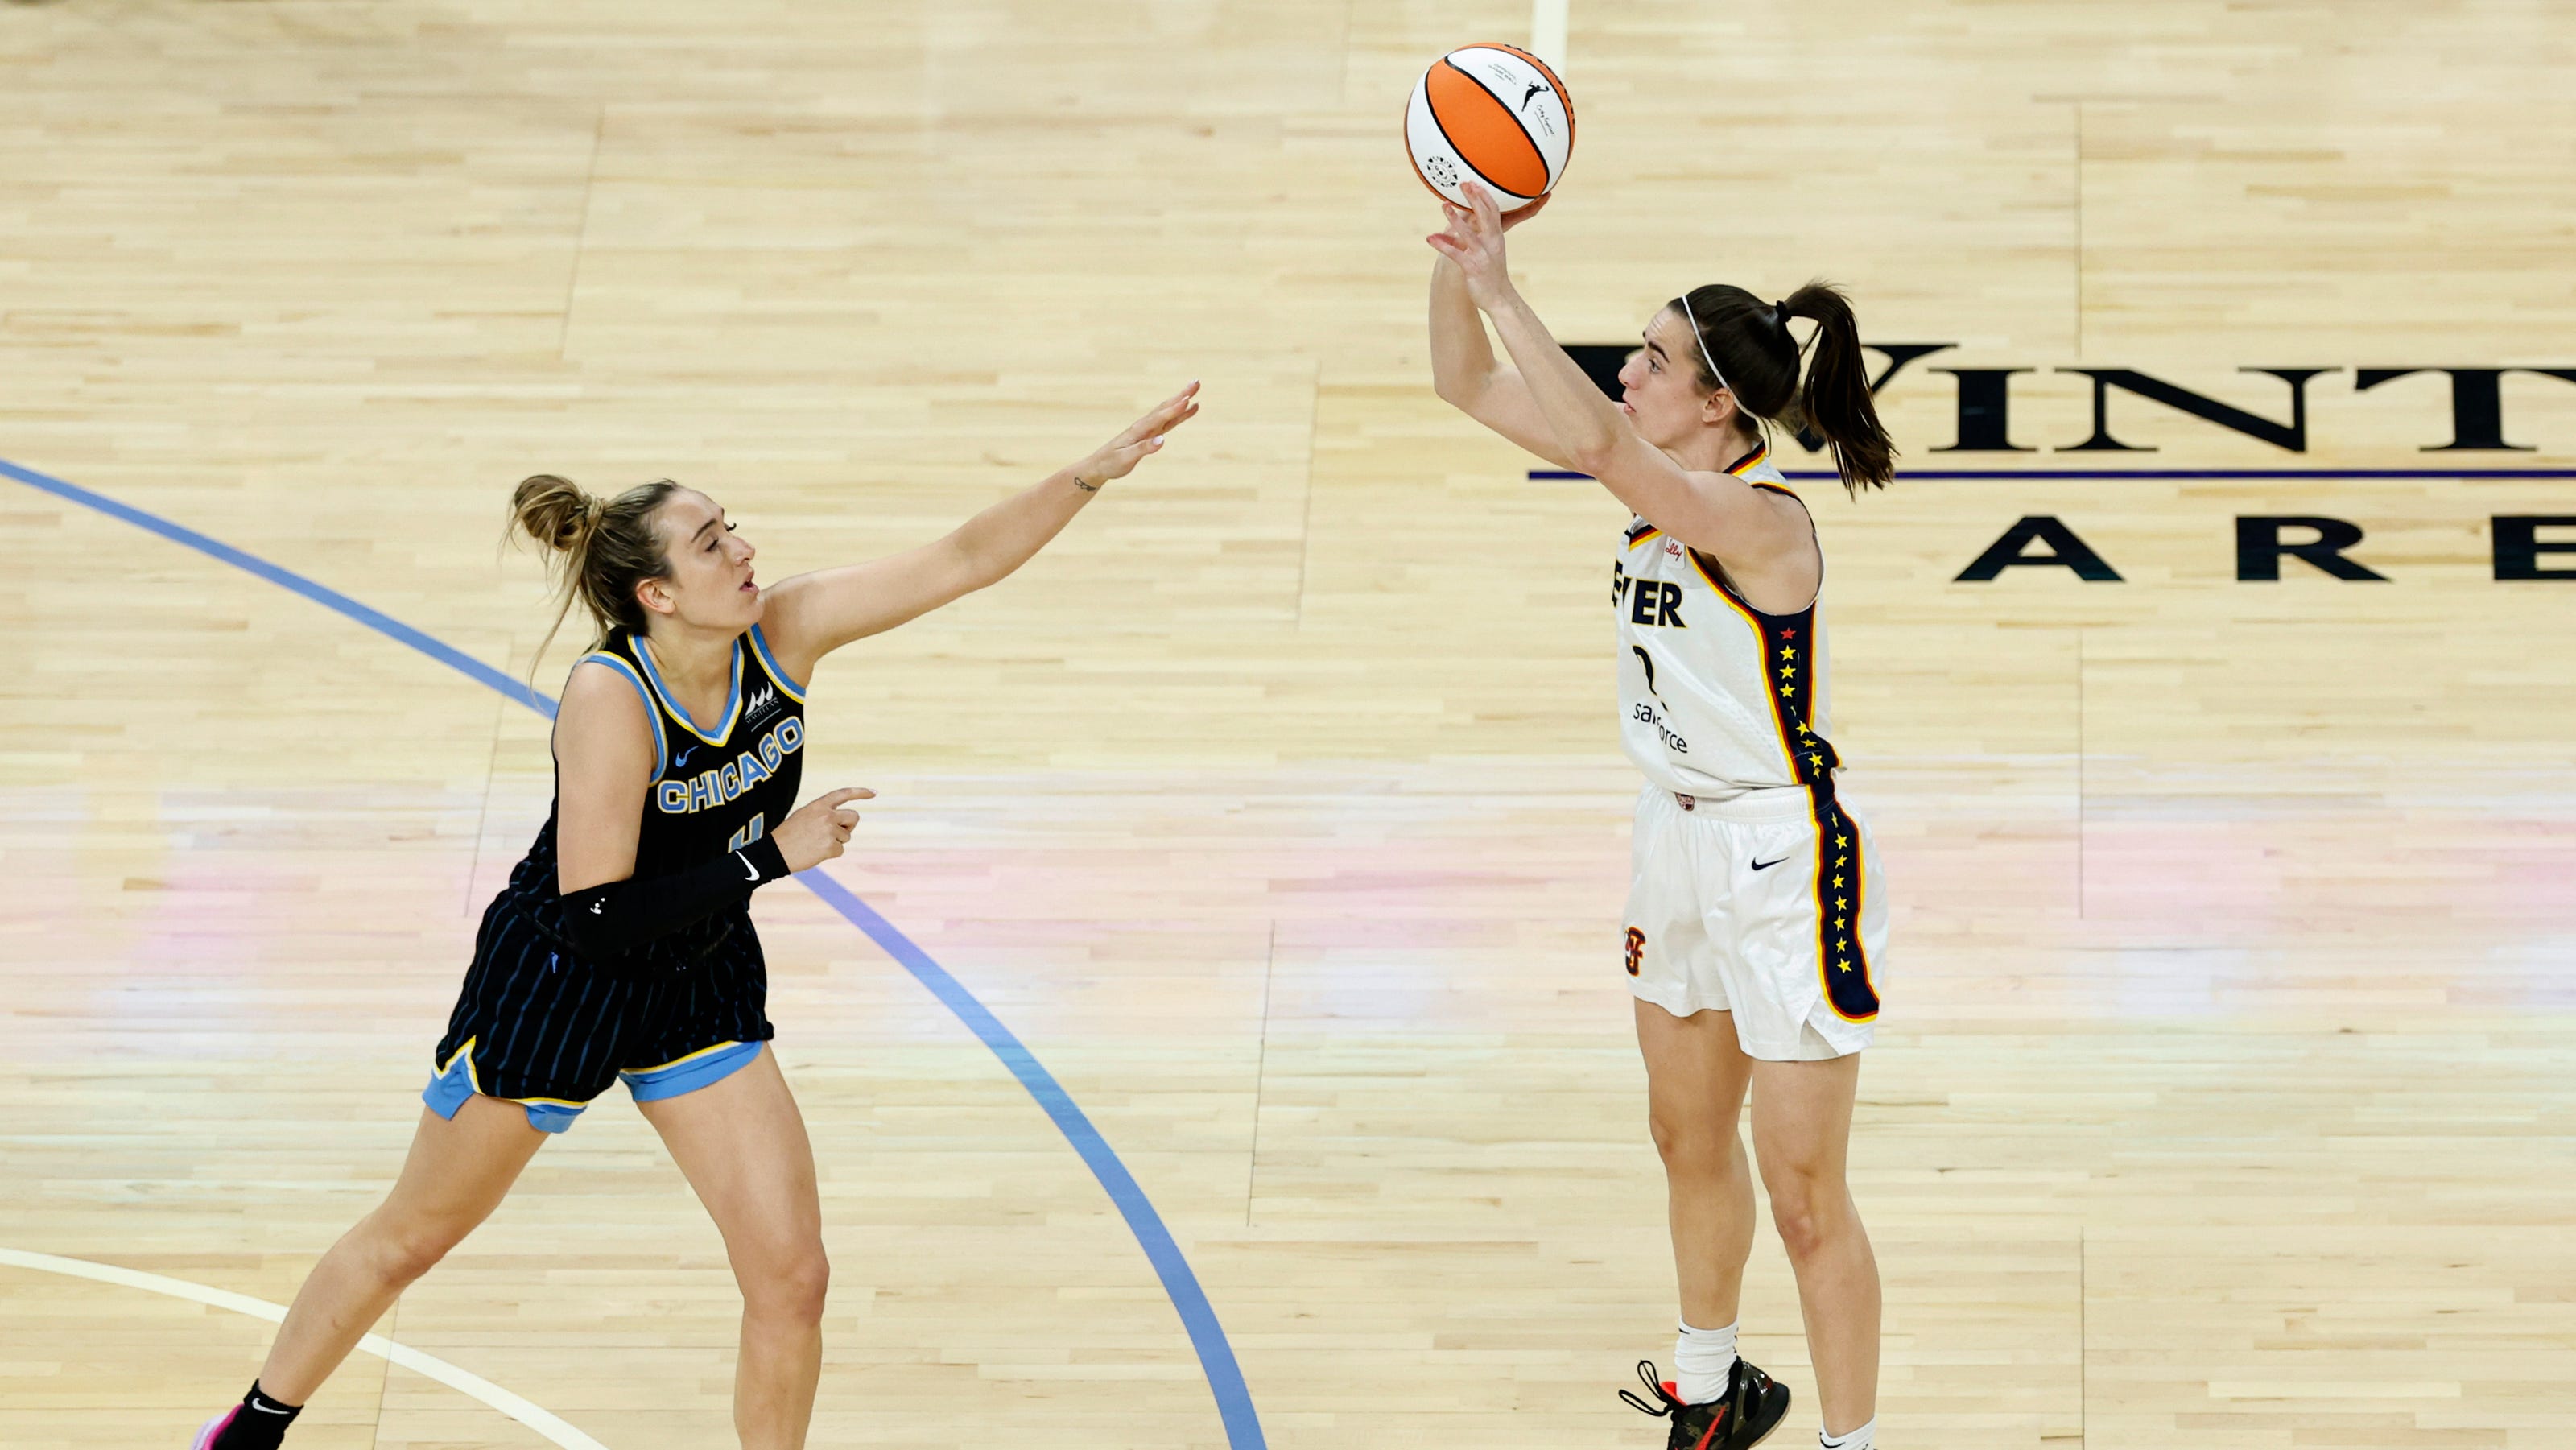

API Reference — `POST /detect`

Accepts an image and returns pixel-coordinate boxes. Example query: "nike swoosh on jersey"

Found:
[1749,856,1788,871]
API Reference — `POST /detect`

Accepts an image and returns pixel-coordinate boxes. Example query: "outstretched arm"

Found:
[1427,198,1576,468]
[1426,186,1800,564]
[756,382,1201,680]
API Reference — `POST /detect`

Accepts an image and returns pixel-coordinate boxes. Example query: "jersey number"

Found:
[727,814,768,852]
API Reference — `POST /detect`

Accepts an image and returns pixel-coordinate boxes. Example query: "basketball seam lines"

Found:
[1414,71,1482,199]
[1434,56,1550,197]
[1440,53,1558,191]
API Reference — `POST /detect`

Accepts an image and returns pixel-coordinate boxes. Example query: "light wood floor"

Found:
[3,2,2573,1447]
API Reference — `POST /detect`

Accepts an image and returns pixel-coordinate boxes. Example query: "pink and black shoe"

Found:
[189,1408,238,1450]
[191,1386,298,1450]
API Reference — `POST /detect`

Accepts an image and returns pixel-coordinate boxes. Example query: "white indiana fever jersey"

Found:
[1612,444,1842,798]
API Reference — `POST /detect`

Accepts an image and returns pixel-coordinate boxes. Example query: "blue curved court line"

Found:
[795,872,1261,1444]
[2,453,1266,1450]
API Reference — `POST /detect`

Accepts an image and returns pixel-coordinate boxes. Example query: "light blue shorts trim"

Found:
[421,1040,766,1134]
[621,1039,766,1102]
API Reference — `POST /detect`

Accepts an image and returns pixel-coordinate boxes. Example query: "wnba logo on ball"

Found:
[1624,927,1646,977]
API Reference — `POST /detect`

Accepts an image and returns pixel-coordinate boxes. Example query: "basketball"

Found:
[1404,43,1575,215]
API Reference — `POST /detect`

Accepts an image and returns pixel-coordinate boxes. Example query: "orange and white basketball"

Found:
[1404,43,1575,215]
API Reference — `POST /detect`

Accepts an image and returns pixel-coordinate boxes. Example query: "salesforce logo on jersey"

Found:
[1555,345,2576,585]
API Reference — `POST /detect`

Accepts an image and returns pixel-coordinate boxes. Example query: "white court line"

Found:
[1532,0,1568,66]
[0,1246,610,1450]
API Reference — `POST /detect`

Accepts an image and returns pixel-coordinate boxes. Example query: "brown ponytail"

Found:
[506,473,682,677]
[1674,279,1897,495]
[1779,282,1895,493]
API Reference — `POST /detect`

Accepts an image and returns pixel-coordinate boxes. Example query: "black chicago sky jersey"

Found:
[495,622,809,957]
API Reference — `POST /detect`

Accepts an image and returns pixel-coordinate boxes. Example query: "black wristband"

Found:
[560,837,792,960]
[740,834,791,884]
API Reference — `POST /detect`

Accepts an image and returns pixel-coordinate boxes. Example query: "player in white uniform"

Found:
[1613,448,1888,1060]
[1427,183,1897,1450]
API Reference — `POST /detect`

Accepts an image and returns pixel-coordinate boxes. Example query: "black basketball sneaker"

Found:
[1620,1357,1792,1450]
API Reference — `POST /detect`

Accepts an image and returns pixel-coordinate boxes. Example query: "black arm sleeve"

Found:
[557,836,791,959]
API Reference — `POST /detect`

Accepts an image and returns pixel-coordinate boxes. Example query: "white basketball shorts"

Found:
[1623,782,1889,1060]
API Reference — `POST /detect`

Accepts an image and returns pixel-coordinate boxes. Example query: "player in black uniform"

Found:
[192,382,1201,1450]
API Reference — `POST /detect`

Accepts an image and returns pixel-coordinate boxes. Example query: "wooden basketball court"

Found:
[3,2,2570,1446]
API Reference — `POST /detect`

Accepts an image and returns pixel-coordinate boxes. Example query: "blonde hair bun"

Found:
[504,474,684,677]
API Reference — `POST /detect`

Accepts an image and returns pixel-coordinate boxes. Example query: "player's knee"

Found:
[1763,1178,1846,1262]
[741,1238,831,1323]
[364,1215,470,1286]
[1768,1200,1827,1261]
[1647,1105,1729,1175]
[776,1244,832,1323]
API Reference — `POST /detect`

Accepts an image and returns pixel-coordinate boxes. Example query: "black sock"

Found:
[209,1381,301,1450]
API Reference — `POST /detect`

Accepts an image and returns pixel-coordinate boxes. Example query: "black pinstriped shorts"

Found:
[428,888,774,1116]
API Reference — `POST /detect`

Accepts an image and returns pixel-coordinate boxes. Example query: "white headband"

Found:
[1679,294,1794,417]
[1678,292,1737,403]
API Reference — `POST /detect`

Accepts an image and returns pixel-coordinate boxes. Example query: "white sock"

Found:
[1821,1417,1876,1449]
[1672,1318,1739,1405]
